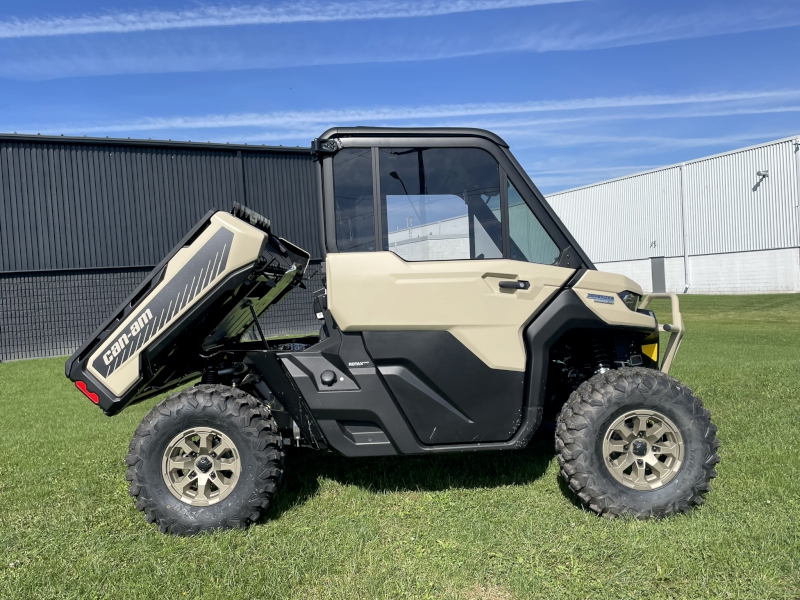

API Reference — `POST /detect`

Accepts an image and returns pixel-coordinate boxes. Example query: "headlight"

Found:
[618,291,640,312]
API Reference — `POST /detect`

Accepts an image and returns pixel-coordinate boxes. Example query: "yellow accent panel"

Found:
[326,252,575,372]
[642,343,659,362]
[88,212,266,396]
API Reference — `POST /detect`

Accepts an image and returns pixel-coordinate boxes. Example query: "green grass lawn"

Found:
[1,295,799,599]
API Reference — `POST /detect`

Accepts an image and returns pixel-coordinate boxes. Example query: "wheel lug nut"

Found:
[189,471,197,479]
[638,432,645,438]
[623,445,629,451]
[636,459,643,467]
[210,472,216,479]
[652,446,660,453]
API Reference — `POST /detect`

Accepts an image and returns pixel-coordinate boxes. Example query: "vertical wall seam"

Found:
[679,163,690,292]
[794,138,800,249]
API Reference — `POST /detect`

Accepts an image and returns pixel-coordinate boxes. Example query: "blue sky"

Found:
[1,0,799,193]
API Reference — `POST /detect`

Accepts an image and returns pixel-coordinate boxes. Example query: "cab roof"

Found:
[317,127,509,148]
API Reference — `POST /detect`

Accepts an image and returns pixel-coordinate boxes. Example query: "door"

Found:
[326,145,576,444]
[651,256,666,293]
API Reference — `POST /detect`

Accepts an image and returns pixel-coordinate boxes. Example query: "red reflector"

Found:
[76,381,100,404]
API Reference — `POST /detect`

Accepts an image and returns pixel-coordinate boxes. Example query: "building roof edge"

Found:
[547,134,800,197]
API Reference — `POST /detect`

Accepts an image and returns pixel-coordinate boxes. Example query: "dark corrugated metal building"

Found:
[0,134,324,361]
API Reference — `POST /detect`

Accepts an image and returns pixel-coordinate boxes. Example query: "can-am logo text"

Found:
[103,309,153,365]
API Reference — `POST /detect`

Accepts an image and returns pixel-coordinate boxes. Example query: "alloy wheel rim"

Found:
[161,427,241,506]
[602,409,684,491]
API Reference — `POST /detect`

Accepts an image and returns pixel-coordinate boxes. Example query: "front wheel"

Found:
[126,385,284,534]
[555,367,720,518]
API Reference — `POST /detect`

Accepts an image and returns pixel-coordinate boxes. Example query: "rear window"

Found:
[333,148,375,252]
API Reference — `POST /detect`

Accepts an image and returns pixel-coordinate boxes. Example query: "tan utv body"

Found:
[66,128,718,534]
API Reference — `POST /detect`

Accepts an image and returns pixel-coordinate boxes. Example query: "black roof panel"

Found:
[317,126,509,147]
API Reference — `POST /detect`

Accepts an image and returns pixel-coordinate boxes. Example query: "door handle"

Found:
[498,280,530,290]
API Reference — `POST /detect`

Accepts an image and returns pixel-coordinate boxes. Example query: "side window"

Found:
[333,148,375,252]
[379,147,502,261]
[507,180,560,265]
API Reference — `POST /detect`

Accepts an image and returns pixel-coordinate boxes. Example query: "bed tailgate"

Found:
[66,205,308,415]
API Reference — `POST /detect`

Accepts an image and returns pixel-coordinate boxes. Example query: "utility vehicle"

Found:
[66,128,720,534]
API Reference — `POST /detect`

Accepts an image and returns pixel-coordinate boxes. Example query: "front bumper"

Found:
[639,293,685,374]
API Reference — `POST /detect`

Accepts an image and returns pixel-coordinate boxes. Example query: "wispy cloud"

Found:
[482,105,800,130]
[531,131,794,192]
[534,164,662,176]
[527,4,800,52]
[2,1,799,80]
[524,131,791,150]
[8,88,796,195]
[530,164,660,191]
[49,89,800,135]
[0,0,578,38]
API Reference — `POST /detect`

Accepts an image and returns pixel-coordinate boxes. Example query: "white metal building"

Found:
[547,136,800,294]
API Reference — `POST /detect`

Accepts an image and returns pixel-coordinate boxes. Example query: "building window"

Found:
[333,148,375,252]
[379,147,502,261]
[507,180,560,265]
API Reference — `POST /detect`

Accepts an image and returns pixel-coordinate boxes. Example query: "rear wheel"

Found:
[555,367,720,518]
[126,384,284,534]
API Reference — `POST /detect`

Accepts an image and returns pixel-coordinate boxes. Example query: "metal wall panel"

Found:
[0,268,151,361]
[243,152,323,257]
[0,134,322,361]
[597,249,800,294]
[683,139,800,255]
[547,136,800,263]
[0,137,320,272]
[548,166,683,263]
[0,142,232,271]
[0,263,323,362]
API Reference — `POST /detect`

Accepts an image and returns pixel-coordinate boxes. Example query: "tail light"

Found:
[75,381,99,404]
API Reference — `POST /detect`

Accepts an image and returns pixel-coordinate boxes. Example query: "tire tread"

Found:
[555,367,720,519]
[125,384,284,535]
